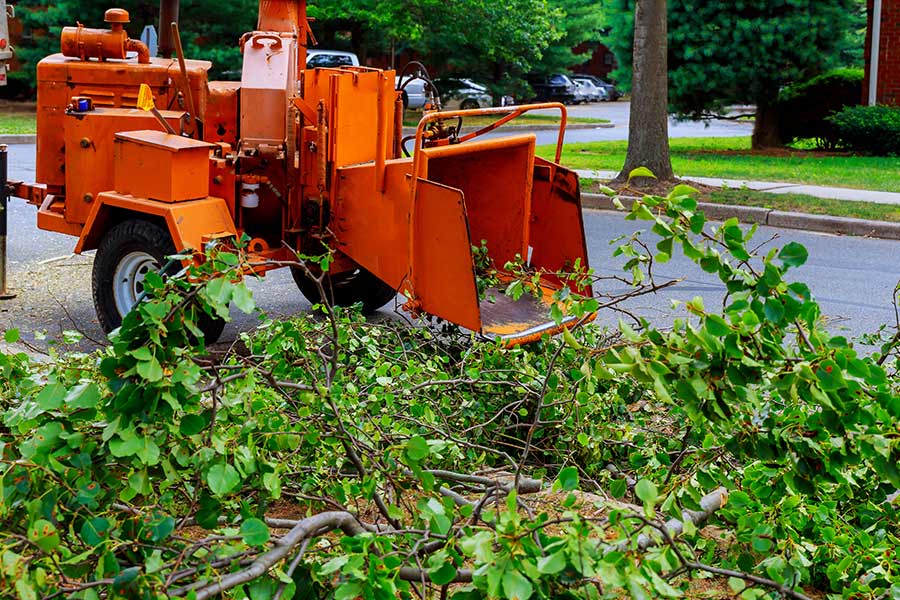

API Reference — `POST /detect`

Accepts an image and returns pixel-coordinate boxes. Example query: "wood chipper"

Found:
[9,0,594,345]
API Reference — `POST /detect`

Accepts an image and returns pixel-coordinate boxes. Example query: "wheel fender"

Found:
[75,192,238,254]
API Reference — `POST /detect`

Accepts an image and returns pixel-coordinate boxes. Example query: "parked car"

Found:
[574,79,595,104]
[396,75,431,110]
[571,76,606,102]
[435,78,494,110]
[574,74,621,101]
[527,73,578,104]
[305,49,359,68]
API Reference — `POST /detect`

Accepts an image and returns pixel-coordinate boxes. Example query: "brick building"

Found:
[864,0,900,105]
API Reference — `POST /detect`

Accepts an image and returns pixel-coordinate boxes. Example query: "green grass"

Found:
[403,113,609,127]
[540,136,900,193]
[581,179,900,223]
[707,188,900,222]
[0,113,36,134]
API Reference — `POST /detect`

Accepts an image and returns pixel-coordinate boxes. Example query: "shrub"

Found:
[828,104,900,155]
[777,67,864,148]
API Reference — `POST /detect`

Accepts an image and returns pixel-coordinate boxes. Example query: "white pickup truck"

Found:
[306,49,430,110]
[0,0,13,86]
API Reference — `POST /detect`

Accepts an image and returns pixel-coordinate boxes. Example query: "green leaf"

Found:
[136,436,161,465]
[609,478,628,499]
[15,580,36,600]
[109,433,142,458]
[635,479,658,505]
[705,315,731,336]
[206,277,234,306]
[233,283,255,314]
[4,329,19,343]
[556,466,579,491]
[80,518,112,546]
[627,166,656,181]
[65,383,101,409]
[502,569,534,600]
[179,414,208,436]
[196,493,222,529]
[136,356,164,382]
[537,551,567,574]
[669,183,699,198]
[28,519,60,552]
[777,242,808,268]
[406,436,430,461]
[207,463,241,496]
[816,360,846,391]
[112,567,140,595]
[240,518,270,546]
[35,383,66,411]
[144,512,175,542]
[763,298,785,323]
[597,184,617,197]
[428,560,459,586]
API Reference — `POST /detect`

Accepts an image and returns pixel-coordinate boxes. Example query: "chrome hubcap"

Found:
[113,252,159,318]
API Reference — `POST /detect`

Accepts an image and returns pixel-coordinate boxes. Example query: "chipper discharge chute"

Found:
[8,0,594,346]
[329,105,594,346]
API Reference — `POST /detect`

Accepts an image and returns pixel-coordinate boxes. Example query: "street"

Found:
[1,116,897,352]
[492,100,754,145]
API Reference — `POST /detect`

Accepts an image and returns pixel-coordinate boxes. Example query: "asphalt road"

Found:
[502,101,754,145]
[2,128,897,353]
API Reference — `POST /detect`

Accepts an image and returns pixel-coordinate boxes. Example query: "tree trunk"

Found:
[751,101,783,149]
[615,0,674,183]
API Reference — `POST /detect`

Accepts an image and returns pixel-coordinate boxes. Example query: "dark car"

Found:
[575,74,622,101]
[527,73,578,104]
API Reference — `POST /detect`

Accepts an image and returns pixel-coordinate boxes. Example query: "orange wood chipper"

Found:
[9,0,594,345]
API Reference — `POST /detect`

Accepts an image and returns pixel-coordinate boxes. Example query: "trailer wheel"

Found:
[92,220,226,343]
[291,265,397,314]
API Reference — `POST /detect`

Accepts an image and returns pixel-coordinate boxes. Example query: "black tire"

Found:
[460,99,479,110]
[92,219,226,343]
[291,265,397,314]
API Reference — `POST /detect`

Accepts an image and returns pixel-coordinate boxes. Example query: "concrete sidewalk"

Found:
[575,169,900,206]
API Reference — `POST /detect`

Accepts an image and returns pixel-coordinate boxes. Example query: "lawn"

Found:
[540,136,900,193]
[581,179,900,223]
[0,112,36,134]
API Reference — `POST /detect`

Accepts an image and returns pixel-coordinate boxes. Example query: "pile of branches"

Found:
[1,188,899,599]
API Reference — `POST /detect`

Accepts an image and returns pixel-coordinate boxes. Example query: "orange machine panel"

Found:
[205,81,240,147]
[113,130,213,203]
[76,192,237,255]
[418,135,535,269]
[64,108,187,225]
[36,54,211,189]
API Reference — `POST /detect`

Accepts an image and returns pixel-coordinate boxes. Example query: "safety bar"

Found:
[411,102,567,182]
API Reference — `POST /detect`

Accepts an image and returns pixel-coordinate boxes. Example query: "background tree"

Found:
[531,0,606,74]
[616,0,673,182]
[7,0,256,86]
[409,0,562,100]
[306,0,423,65]
[606,0,861,149]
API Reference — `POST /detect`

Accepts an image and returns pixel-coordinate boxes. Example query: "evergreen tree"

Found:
[606,0,861,148]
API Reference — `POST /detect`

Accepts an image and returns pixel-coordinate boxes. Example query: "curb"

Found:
[0,134,36,144]
[581,193,900,241]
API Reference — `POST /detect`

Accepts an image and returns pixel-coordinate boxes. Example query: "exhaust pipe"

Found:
[157,0,179,57]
